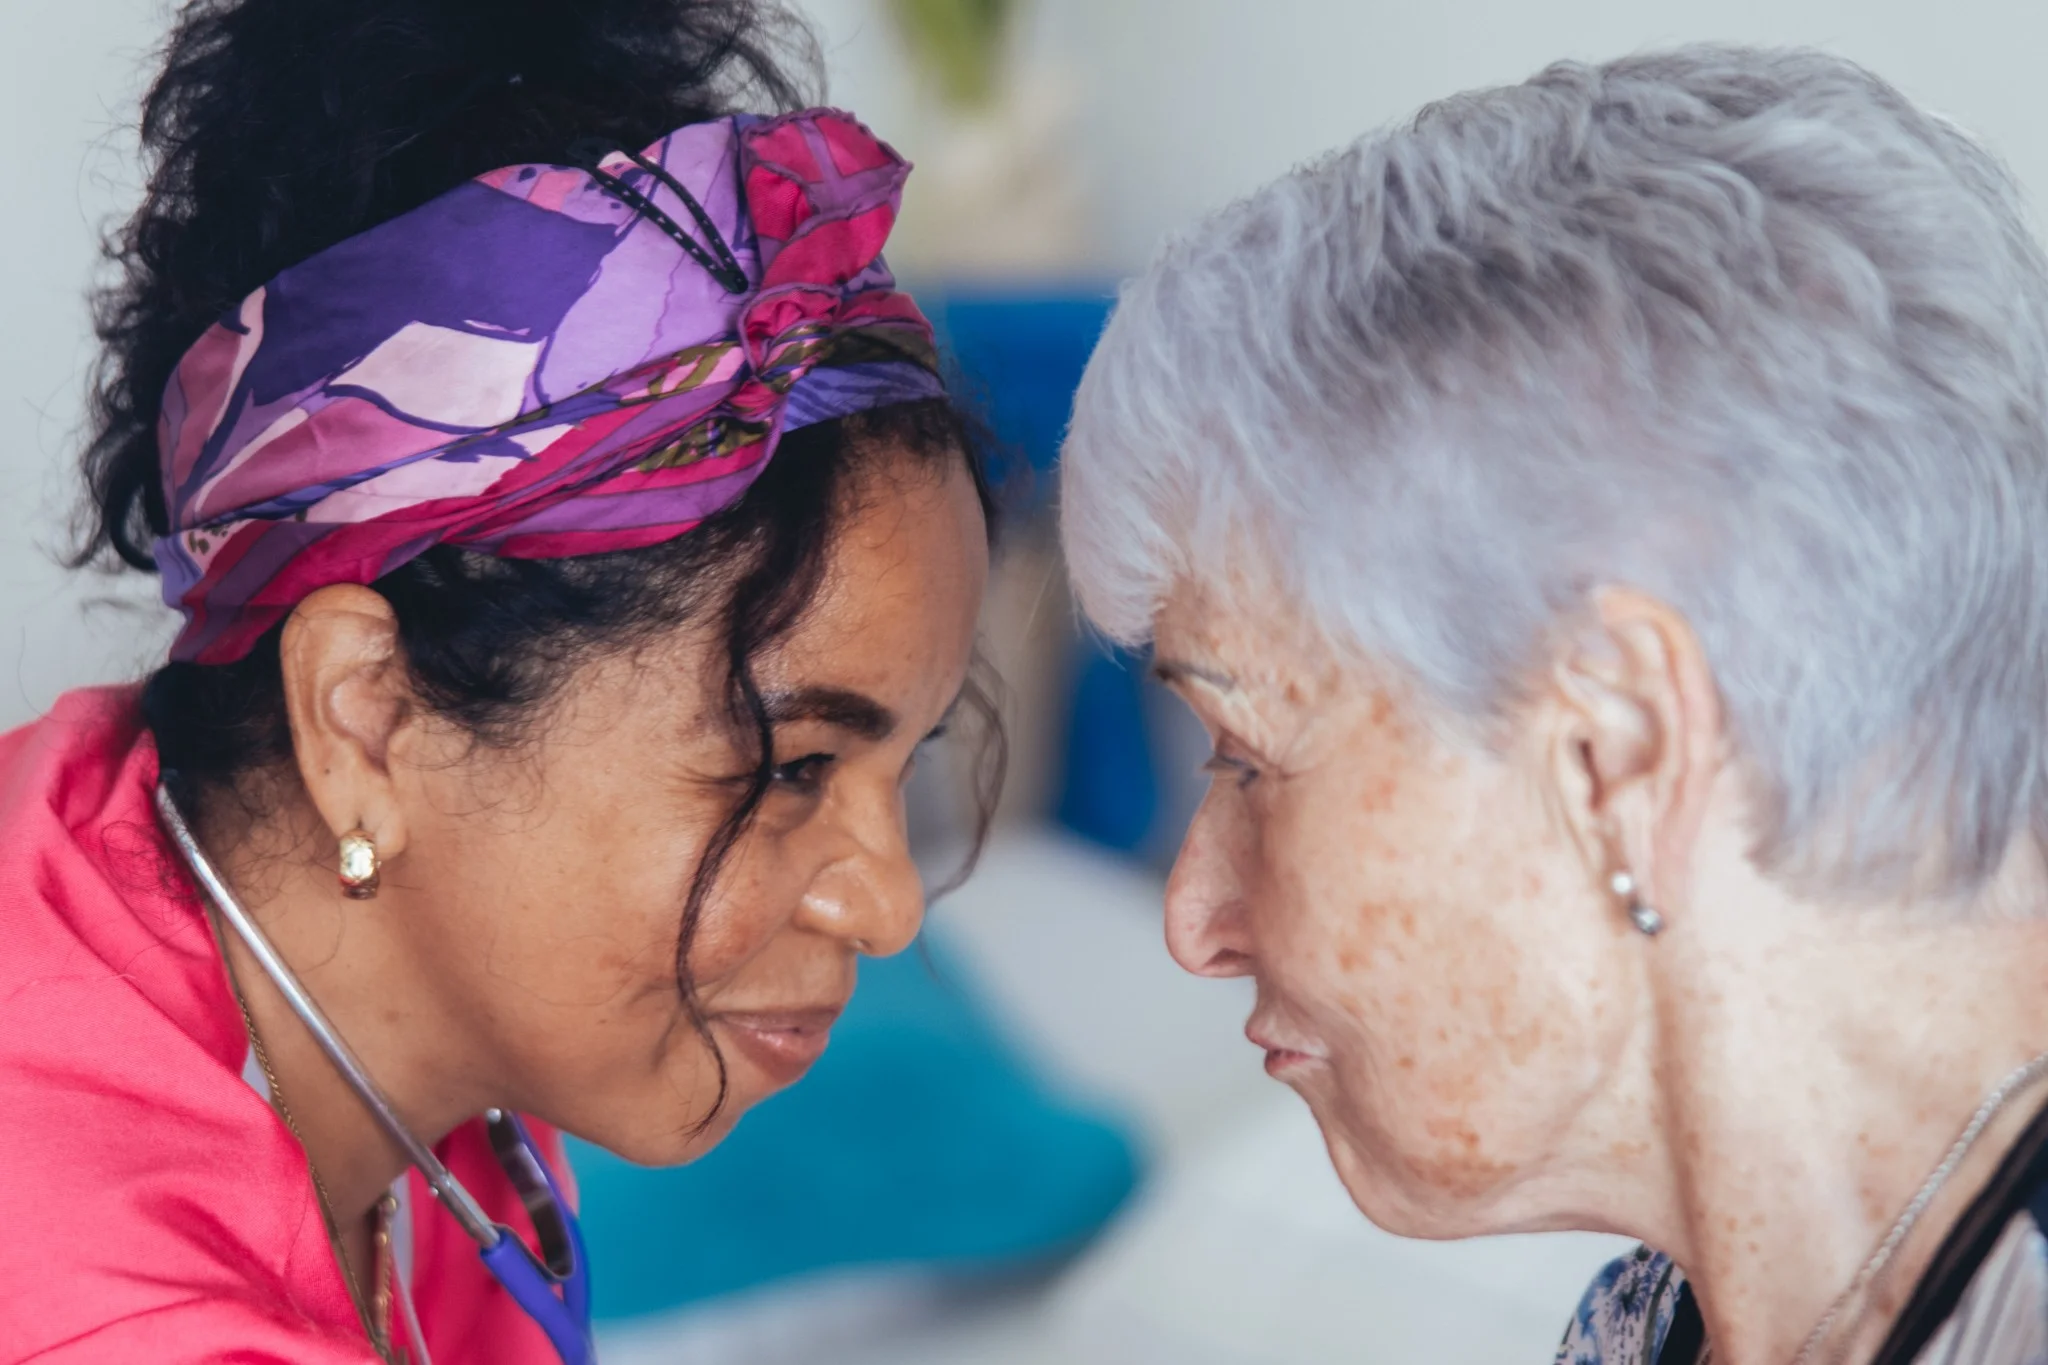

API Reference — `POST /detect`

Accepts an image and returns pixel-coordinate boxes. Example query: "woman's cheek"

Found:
[1264,754,1433,968]
[682,843,813,986]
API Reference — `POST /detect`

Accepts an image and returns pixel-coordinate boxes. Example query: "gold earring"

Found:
[338,830,381,900]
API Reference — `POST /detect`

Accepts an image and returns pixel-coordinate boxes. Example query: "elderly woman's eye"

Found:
[1202,751,1259,788]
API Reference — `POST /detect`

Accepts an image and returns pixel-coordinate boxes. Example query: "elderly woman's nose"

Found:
[795,794,925,957]
[1164,797,1256,977]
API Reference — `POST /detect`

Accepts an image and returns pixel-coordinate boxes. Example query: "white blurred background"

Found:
[11,1,2048,1360]
[15,0,2048,726]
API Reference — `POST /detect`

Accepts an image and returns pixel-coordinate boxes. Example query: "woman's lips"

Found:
[1246,1021,1325,1079]
[713,1007,844,1088]
[1260,1047,1321,1078]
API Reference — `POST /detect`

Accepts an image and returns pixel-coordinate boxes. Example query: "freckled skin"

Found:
[1145,568,2048,1363]
[1154,577,1636,1238]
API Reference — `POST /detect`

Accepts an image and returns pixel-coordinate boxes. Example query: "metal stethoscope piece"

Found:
[154,781,595,1365]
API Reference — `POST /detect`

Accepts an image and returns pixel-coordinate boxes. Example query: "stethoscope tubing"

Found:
[153,783,503,1243]
[153,781,595,1364]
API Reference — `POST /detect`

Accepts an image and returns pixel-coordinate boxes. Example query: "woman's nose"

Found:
[1163,790,1256,978]
[794,787,925,957]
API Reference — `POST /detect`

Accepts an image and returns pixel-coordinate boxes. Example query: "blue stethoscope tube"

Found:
[154,781,596,1364]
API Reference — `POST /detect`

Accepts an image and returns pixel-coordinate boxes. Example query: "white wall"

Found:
[818,0,2048,271]
[2,0,170,730]
[8,0,2048,726]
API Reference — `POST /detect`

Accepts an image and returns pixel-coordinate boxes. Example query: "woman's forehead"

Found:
[1154,576,1344,697]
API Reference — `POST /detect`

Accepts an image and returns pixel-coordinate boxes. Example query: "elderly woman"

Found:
[0,0,993,1360]
[1062,45,2048,1365]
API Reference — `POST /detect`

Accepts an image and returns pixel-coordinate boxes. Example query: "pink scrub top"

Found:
[0,687,575,1363]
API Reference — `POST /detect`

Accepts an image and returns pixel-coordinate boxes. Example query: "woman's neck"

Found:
[1637,843,2048,1365]
[205,793,487,1224]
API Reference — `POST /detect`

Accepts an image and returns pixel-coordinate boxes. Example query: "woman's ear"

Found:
[278,584,416,861]
[1541,586,1724,910]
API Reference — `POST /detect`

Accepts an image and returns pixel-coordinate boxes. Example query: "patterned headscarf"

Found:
[154,108,943,664]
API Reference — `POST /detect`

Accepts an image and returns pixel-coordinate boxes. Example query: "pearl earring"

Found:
[338,829,381,900]
[1610,869,1663,937]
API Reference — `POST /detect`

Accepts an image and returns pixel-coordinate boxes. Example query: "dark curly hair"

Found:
[80,0,1003,1126]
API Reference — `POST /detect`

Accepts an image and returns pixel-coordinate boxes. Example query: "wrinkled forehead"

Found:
[1150,569,1350,709]
[1149,563,1482,761]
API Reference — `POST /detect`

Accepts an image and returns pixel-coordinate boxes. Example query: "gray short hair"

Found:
[1060,45,2048,898]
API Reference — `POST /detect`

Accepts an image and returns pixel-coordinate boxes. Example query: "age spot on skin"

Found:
[1360,775,1399,813]
[1501,1018,1545,1067]
[1411,1117,1515,1199]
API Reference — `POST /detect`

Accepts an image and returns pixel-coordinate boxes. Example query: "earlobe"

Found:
[279,584,415,862]
[1544,588,1725,924]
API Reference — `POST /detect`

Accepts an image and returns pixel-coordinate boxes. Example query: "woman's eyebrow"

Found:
[1153,658,1238,692]
[761,686,898,740]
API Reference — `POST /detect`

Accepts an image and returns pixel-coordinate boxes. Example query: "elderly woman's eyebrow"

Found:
[761,686,898,740]
[1153,658,1238,691]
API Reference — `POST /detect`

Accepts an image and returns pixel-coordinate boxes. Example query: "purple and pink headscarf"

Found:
[154,108,943,665]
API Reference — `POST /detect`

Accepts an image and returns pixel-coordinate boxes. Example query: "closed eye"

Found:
[1202,751,1258,789]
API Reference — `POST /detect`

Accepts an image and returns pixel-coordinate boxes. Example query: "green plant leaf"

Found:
[888,0,1015,109]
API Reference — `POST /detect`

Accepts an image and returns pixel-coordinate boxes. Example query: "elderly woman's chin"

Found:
[1236,1008,1473,1233]
[1287,1045,1603,1243]
[1246,970,1609,1243]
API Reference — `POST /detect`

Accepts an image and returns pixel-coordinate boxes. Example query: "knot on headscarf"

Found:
[154,108,942,665]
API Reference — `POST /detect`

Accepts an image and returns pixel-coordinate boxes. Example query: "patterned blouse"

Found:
[1556,1120,2048,1365]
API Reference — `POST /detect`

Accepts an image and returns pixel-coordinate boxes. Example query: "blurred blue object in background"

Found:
[930,287,1114,491]
[571,933,1141,1321]
[1055,642,1158,854]
[932,287,1165,857]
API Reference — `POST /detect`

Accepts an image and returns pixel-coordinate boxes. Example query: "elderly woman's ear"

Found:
[1544,587,1726,926]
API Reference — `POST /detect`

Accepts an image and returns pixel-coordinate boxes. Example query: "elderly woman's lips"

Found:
[1260,1047,1322,1078]
[712,1007,843,1087]
[1246,1021,1324,1076]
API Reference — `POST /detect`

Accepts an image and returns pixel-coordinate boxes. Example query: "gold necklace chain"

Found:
[1791,1047,2048,1365]
[220,925,399,1364]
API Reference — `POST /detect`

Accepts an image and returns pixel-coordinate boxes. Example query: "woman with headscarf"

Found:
[0,1,996,1361]
[1062,45,2048,1365]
